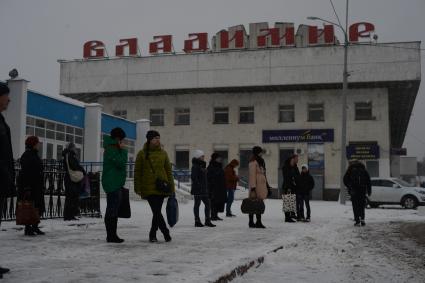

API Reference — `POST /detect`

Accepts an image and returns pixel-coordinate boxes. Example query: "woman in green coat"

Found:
[102,127,128,243]
[134,130,174,243]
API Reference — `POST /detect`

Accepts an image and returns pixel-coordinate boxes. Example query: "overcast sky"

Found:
[1,0,424,157]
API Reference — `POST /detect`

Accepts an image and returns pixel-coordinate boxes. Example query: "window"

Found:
[239,106,254,124]
[26,117,35,126]
[175,108,190,125]
[46,130,55,139]
[175,150,189,169]
[113,110,127,119]
[46,122,55,130]
[308,103,324,121]
[150,109,164,126]
[355,102,373,120]
[56,145,63,160]
[279,105,295,122]
[66,126,74,134]
[56,124,65,132]
[238,149,252,182]
[214,107,229,124]
[75,136,83,145]
[26,126,34,136]
[75,128,83,136]
[56,132,65,141]
[35,127,45,138]
[35,119,45,128]
[46,143,54,159]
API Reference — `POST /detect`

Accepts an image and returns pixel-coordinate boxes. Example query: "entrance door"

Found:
[278,149,295,197]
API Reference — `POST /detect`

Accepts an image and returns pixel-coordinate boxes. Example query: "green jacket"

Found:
[102,136,128,193]
[134,143,175,198]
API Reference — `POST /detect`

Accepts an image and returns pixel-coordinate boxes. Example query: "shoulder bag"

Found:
[66,154,84,183]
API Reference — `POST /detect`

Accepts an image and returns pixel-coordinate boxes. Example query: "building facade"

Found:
[59,42,421,199]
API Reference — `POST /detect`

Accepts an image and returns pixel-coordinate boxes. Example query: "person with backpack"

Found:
[296,164,315,222]
[191,150,216,227]
[343,160,372,226]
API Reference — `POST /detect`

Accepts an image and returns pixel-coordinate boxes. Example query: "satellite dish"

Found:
[9,69,18,79]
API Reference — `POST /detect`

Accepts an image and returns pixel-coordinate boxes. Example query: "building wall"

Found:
[98,87,390,189]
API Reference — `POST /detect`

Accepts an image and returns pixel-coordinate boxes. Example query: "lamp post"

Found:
[308,0,349,204]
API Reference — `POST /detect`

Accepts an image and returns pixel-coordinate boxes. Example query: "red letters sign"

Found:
[82,21,375,59]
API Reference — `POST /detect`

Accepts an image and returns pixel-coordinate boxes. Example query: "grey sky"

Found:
[1,0,424,157]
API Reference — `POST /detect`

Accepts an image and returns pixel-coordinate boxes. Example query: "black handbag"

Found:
[241,198,265,214]
[147,157,172,194]
[118,187,131,218]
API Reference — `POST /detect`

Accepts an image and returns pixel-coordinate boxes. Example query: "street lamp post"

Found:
[308,0,349,204]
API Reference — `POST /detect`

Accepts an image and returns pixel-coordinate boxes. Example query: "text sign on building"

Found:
[262,129,334,143]
[346,143,380,160]
[82,21,375,58]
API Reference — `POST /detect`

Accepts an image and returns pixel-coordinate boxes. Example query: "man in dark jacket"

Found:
[207,153,227,221]
[343,160,372,226]
[0,83,12,277]
[297,164,315,222]
[282,154,300,222]
[191,150,215,227]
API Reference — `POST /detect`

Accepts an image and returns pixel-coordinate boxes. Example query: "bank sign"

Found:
[82,21,375,58]
[262,129,334,143]
[346,143,380,160]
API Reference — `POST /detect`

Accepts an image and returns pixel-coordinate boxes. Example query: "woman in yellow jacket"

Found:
[134,130,175,242]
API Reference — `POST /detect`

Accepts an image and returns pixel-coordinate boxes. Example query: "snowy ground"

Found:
[0,199,424,283]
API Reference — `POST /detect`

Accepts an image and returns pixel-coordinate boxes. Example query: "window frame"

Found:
[355,102,373,121]
[174,108,190,126]
[308,103,325,122]
[150,109,165,127]
[213,107,229,124]
[239,106,255,124]
[278,104,295,123]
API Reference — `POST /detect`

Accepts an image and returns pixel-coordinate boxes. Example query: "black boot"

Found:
[149,231,158,242]
[32,224,45,235]
[24,225,36,236]
[195,220,204,227]
[163,230,172,242]
[255,214,266,228]
[105,218,124,243]
[205,219,216,227]
[285,212,296,223]
[249,214,256,228]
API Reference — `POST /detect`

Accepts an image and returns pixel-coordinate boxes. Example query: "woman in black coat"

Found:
[18,136,45,236]
[62,143,85,221]
[207,153,227,221]
[282,154,300,223]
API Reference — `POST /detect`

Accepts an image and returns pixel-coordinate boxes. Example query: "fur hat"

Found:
[193,149,205,159]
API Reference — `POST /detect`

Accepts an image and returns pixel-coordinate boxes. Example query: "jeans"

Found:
[105,189,122,219]
[194,195,211,222]
[226,189,235,215]
[351,194,366,222]
[303,195,311,219]
[296,194,305,219]
[147,195,168,235]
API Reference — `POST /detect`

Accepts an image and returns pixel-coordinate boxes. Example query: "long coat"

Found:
[134,143,175,199]
[191,158,208,196]
[0,113,15,198]
[207,160,227,208]
[18,148,45,214]
[282,162,300,194]
[248,160,268,200]
[101,135,128,193]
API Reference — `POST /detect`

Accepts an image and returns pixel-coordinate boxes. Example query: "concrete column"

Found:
[84,103,102,162]
[136,119,150,152]
[4,78,29,158]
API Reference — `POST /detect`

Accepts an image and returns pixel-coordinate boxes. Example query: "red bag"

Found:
[16,201,40,225]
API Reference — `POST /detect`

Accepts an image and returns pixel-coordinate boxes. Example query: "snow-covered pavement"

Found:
[0,199,424,283]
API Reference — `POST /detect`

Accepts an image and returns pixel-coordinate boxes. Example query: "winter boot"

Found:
[163,230,172,242]
[106,218,124,243]
[248,214,256,228]
[24,225,36,236]
[285,213,296,223]
[195,220,204,227]
[149,231,158,243]
[361,220,366,226]
[205,219,216,227]
[32,224,45,235]
[255,215,266,229]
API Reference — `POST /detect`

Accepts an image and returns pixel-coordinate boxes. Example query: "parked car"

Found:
[368,177,425,209]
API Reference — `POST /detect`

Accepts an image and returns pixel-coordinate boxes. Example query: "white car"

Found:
[368,177,425,209]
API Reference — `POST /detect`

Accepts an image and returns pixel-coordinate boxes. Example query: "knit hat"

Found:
[211,152,221,161]
[193,149,205,159]
[110,127,126,140]
[301,164,309,170]
[25,136,39,148]
[0,83,10,96]
[146,130,160,142]
[252,146,263,156]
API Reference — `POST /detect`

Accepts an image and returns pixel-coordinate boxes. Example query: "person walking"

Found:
[191,150,216,227]
[207,153,227,221]
[248,146,268,228]
[282,154,300,223]
[102,127,128,243]
[17,136,46,236]
[134,130,174,242]
[62,142,85,221]
[343,160,372,226]
[0,83,13,278]
[296,164,315,222]
[224,159,239,217]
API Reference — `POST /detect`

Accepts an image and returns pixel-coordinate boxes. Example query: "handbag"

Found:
[166,194,179,227]
[66,154,84,183]
[282,193,296,213]
[118,187,131,218]
[147,156,172,194]
[16,197,40,225]
[241,198,265,214]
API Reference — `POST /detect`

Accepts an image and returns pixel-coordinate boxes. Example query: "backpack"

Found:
[349,166,368,190]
